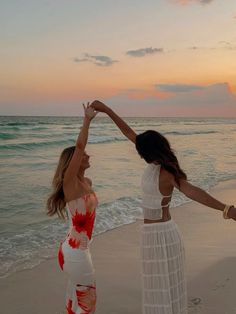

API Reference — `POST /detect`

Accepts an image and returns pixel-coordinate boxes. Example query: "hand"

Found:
[83,102,98,121]
[227,206,236,221]
[90,100,109,113]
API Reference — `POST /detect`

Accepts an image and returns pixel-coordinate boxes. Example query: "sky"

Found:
[0,0,236,116]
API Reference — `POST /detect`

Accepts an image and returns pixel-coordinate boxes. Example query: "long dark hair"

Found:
[46,146,75,219]
[135,130,187,186]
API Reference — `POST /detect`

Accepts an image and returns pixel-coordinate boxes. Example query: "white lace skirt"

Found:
[141,219,187,314]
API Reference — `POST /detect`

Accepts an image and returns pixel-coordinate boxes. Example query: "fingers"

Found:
[82,101,99,116]
[90,100,97,108]
[82,102,93,109]
[82,103,98,120]
[91,107,98,117]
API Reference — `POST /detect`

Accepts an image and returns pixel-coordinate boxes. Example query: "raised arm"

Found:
[90,100,136,143]
[64,104,97,183]
[172,178,236,220]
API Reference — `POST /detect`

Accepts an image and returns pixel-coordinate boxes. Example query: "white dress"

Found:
[141,163,187,314]
[58,192,98,314]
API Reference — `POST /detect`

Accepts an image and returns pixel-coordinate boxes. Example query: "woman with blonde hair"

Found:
[91,100,236,314]
[47,103,98,314]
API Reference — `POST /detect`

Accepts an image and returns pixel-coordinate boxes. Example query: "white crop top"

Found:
[141,163,172,220]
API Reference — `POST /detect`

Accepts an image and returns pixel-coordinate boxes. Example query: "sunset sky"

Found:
[1,0,236,116]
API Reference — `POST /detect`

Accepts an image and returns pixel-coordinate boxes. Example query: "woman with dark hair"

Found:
[91,100,236,314]
[47,103,98,314]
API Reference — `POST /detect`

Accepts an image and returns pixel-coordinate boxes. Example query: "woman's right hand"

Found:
[83,102,98,121]
[90,100,108,113]
[228,206,236,221]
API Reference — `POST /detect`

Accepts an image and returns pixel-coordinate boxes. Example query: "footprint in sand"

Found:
[212,277,230,291]
[188,297,203,314]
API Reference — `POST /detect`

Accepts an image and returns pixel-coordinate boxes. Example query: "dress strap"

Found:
[162,194,172,198]
[161,202,171,208]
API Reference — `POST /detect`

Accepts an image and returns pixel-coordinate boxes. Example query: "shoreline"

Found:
[2,175,233,281]
[0,178,236,314]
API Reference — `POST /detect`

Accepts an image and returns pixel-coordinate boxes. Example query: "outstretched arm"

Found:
[91,100,136,143]
[172,178,236,220]
[64,104,97,183]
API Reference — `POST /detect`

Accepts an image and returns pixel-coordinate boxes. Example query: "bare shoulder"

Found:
[160,167,174,182]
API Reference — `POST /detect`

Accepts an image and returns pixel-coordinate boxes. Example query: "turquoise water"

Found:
[1,116,236,277]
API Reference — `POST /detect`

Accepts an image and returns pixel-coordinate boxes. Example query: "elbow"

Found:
[76,141,85,150]
[184,190,195,200]
[180,183,198,200]
[185,186,201,201]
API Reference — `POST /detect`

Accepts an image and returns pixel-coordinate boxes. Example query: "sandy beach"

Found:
[0,179,236,314]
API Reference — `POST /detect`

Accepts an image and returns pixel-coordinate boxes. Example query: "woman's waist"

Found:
[142,207,171,223]
[63,236,93,244]
[141,199,168,208]
[62,229,94,249]
[142,206,169,215]
[142,218,177,231]
[66,226,95,239]
[143,216,171,224]
[61,240,92,256]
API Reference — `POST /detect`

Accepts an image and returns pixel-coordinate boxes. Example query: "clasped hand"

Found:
[83,102,98,120]
[83,100,109,121]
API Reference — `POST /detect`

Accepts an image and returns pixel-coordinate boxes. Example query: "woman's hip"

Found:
[58,242,95,279]
[140,219,185,252]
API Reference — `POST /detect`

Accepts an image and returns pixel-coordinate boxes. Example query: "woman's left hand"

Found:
[228,206,236,221]
[83,102,98,121]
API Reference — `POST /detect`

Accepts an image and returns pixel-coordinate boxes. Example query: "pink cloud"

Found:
[105,83,236,117]
[118,88,172,100]
[173,0,214,5]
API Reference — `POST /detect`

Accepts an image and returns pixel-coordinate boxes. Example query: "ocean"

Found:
[0,116,236,278]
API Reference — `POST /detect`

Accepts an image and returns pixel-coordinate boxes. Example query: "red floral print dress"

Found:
[58,192,98,314]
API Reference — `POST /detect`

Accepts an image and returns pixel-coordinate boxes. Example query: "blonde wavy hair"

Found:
[46,146,75,219]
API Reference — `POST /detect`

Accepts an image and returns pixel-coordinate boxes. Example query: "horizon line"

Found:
[1,115,236,119]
